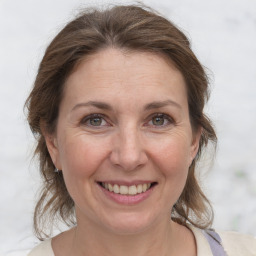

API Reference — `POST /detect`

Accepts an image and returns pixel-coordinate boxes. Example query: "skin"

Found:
[45,48,200,256]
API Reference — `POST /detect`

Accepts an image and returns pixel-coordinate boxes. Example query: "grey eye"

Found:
[147,114,174,127]
[81,114,108,127]
[89,117,103,126]
[152,116,165,126]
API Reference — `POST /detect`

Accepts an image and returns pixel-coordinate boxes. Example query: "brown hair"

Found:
[25,4,217,239]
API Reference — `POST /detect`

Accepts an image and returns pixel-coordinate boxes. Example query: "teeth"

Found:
[108,184,113,192]
[120,185,128,195]
[113,184,119,194]
[129,185,137,195]
[102,182,153,195]
[137,184,143,193]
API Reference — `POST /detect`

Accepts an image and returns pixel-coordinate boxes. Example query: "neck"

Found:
[67,217,195,256]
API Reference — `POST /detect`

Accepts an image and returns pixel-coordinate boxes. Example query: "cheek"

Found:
[58,135,110,179]
[58,135,111,205]
[154,138,192,202]
[149,134,192,175]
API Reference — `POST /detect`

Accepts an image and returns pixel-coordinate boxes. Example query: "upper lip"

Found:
[97,180,157,186]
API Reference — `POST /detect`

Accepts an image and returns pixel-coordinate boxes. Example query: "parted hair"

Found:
[25,3,217,239]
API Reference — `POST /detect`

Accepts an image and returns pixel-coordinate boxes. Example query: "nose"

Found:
[110,126,148,171]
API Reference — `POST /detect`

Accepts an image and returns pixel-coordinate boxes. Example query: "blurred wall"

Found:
[0,0,255,254]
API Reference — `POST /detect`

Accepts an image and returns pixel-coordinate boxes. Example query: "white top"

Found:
[27,226,256,256]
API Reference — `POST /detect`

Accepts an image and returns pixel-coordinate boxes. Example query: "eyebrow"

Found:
[71,101,113,112]
[71,99,181,112]
[144,100,181,110]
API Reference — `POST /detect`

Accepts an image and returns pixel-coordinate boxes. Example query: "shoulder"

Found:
[188,224,256,256]
[27,239,54,256]
[219,230,256,256]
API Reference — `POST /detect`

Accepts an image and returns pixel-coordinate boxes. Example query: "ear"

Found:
[42,125,62,170]
[190,126,202,164]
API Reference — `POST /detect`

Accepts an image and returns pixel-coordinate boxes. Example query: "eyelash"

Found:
[80,113,174,128]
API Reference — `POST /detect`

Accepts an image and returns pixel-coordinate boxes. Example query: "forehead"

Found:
[62,48,188,109]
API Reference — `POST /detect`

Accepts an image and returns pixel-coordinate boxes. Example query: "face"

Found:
[46,48,200,235]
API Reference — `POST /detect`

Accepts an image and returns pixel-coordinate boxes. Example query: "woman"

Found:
[26,4,256,256]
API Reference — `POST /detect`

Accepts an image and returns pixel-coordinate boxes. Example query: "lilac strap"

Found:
[203,229,227,256]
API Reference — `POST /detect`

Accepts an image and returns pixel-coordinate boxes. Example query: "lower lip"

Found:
[97,183,155,205]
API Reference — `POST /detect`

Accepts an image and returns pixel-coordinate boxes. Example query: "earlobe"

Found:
[44,132,62,170]
[190,127,202,162]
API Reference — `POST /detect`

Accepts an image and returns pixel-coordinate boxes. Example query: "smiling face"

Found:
[45,48,200,235]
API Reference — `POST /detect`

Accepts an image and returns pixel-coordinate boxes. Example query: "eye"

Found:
[146,113,174,127]
[81,114,108,127]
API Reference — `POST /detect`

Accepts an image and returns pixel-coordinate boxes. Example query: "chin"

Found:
[102,211,158,235]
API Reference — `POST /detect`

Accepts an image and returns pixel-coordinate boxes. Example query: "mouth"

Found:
[97,182,158,196]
